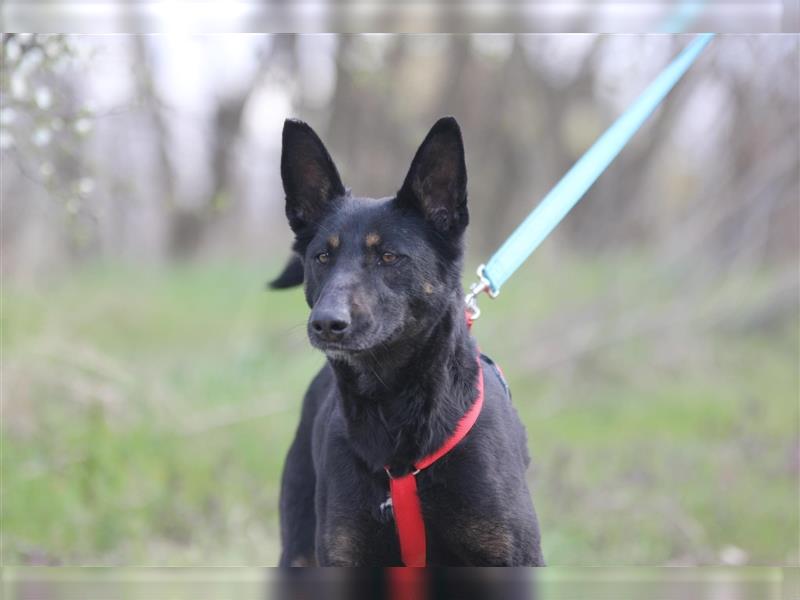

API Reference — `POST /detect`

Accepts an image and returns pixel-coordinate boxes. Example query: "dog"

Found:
[270,116,544,566]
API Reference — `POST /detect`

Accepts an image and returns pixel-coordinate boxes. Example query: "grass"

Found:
[1,257,797,565]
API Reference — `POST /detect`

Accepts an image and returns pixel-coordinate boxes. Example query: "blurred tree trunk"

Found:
[324,35,413,196]
[151,35,284,260]
[168,92,250,259]
[127,33,178,261]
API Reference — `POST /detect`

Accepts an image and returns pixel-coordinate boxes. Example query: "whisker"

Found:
[366,348,391,391]
[282,321,309,337]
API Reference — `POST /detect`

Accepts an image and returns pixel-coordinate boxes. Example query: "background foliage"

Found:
[2,34,798,565]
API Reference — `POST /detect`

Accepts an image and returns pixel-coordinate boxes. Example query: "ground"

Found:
[2,257,797,565]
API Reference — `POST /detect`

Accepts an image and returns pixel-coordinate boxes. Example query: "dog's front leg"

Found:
[316,518,373,566]
[316,498,399,566]
[314,467,398,566]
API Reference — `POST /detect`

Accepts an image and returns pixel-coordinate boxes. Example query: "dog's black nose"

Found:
[310,308,351,342]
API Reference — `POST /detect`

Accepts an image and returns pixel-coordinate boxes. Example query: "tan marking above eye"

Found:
[328,234,340,249]
[423,282,434,294]
[365,232,380,247]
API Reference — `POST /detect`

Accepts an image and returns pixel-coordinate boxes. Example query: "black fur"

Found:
[273,117,544,566]
[269,254,304,289]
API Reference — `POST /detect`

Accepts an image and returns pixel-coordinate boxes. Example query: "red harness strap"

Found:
[385,356,485,567]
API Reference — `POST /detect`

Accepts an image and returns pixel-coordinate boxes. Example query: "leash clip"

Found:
[464,264,498,321]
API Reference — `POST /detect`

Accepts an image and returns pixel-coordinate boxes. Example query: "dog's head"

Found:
[271,117,469,358]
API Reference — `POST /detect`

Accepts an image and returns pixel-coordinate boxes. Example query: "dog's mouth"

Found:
[309,330,399,358]
[315,341,367,355]
[307,320,405,359]
[307,336,372,356]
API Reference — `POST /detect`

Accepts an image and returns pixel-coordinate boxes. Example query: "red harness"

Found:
[384,354,485,567]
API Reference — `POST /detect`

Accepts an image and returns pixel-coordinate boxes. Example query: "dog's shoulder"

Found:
[307,361,335,399]
[298,362,335,420]
[307,362,349,448]
[479,353,510,399]
[476,352,531,468]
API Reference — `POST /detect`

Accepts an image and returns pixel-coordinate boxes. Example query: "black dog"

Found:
[271,116,544,566]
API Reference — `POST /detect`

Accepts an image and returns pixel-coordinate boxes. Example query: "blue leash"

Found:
[466,34,715,317]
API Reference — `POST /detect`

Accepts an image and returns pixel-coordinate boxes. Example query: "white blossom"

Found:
[4,39,22,62]
[32,126,52,147]
[18,46,44,75]
[0,130,14,150]
[74,118,92,135]
[10,74,27,99]
[45,39,62,59]
[35,86,52,110]
[0,107,16,126]
[78,177,95,195]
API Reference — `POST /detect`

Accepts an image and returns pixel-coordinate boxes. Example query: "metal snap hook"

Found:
[464,264,498,321]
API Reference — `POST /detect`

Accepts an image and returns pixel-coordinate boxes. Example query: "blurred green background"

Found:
[1,34,798,566]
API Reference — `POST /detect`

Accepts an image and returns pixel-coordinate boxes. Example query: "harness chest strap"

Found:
[385,356,485,567]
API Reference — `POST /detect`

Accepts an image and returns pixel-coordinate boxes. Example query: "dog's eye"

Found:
[380,252,398,265]
[316,251,330,264]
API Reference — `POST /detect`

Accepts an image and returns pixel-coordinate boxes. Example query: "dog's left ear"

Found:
[396,116,468,234]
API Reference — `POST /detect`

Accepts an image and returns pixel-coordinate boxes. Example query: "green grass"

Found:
[2,259,797,565]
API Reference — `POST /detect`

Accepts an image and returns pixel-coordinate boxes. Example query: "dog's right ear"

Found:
[269,253,304,289]
[281,119,346,234]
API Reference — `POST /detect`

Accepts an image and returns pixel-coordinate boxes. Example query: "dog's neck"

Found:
[327,301,479,475]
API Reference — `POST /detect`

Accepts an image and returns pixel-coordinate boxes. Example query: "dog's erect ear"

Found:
[396,116,468,234]
[281,119,346,233]
[269,254,304,289]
